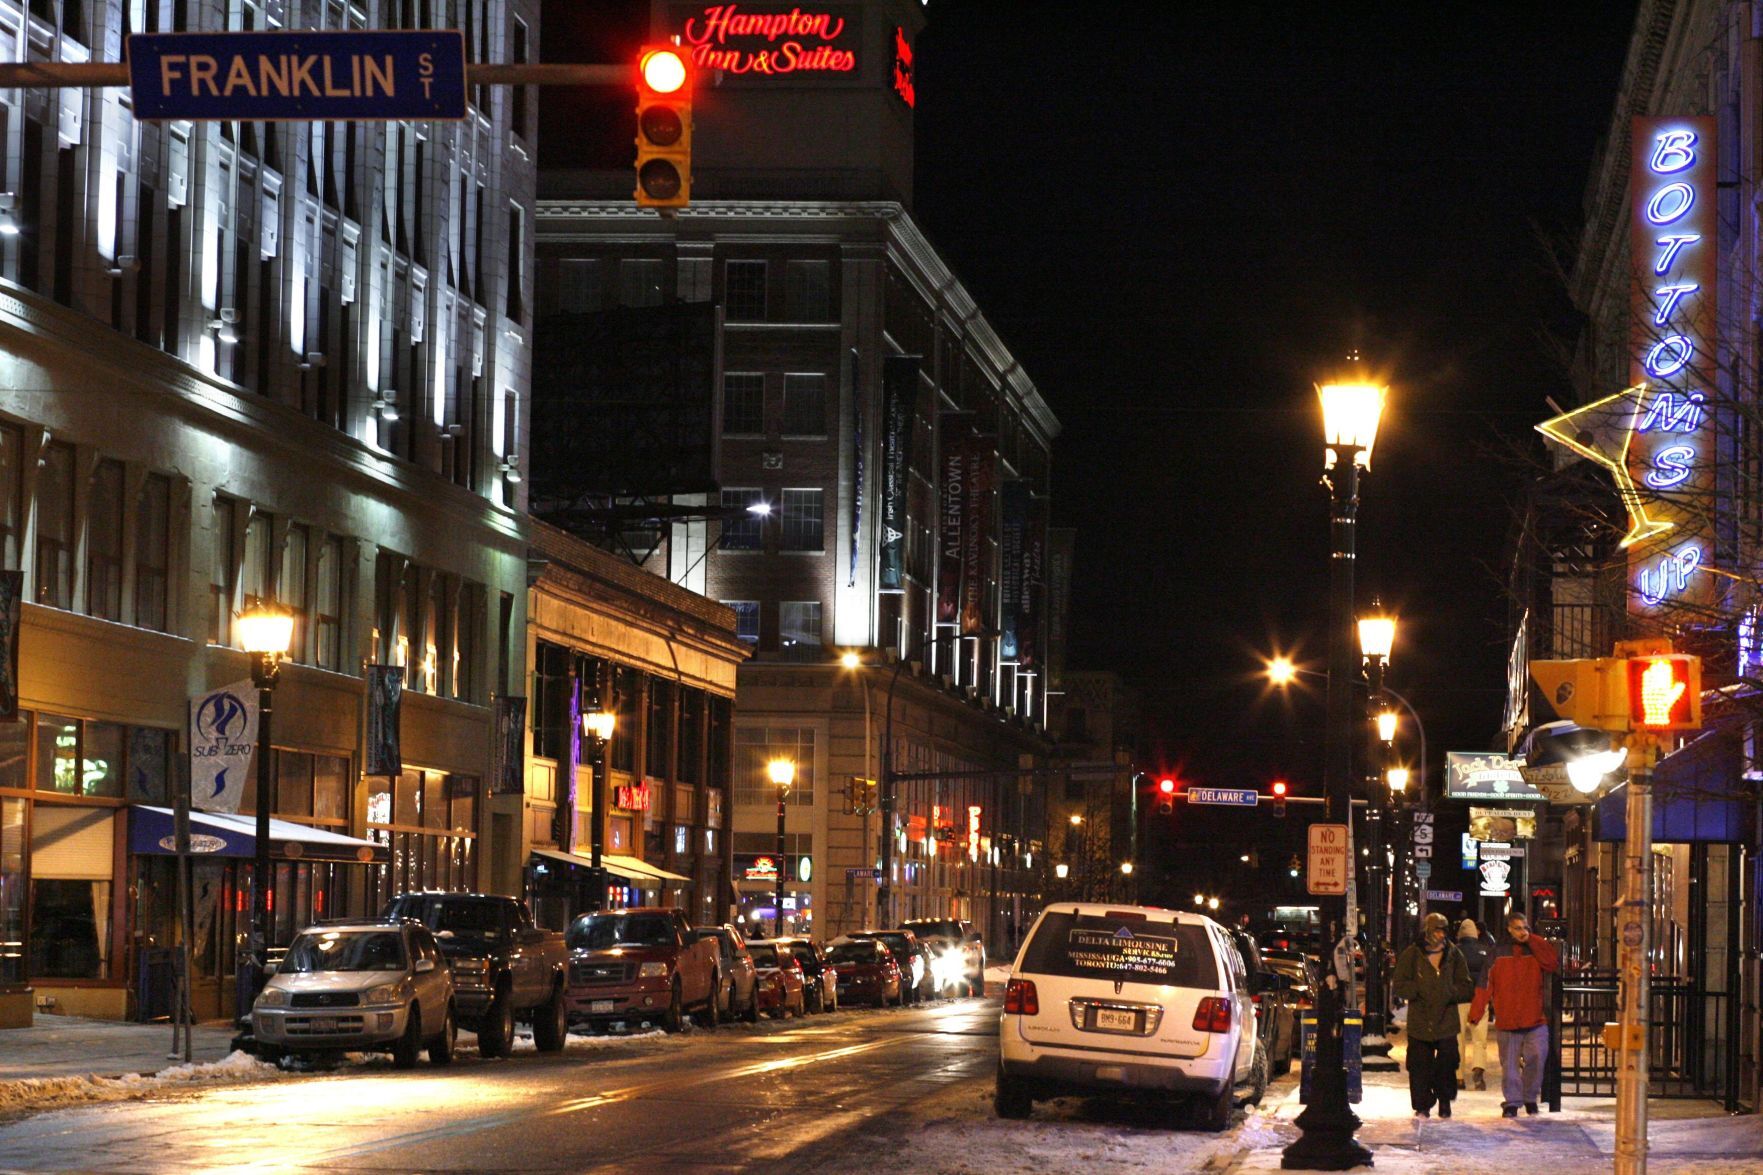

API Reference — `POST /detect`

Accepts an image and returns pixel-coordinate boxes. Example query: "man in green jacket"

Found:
[1392,912,1475,1118]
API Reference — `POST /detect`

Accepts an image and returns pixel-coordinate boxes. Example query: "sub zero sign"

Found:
[1067,927,1179,979]
[878,355,918,592]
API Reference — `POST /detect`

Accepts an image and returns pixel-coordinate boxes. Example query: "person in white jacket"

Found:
[1455,919,1492,1090]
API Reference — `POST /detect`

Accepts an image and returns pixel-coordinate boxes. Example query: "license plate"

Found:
[310,1017,337,1033]
[590,1000,615,1014]
[1094,1008,1137,1032]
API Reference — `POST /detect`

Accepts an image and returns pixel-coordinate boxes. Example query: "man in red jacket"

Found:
[1468,912,1558,1117]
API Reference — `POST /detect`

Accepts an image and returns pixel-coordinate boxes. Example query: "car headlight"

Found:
[363,982,402,1006]
[255,987,289,1008]
[638,961,670,979]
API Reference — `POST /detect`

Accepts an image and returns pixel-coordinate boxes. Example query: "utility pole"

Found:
[1614,733,1659,1175]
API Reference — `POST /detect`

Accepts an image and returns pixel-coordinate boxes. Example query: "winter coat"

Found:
[1457,936,1491,989]
[1469,935,1559,1032]
[1392,942,1474,1042]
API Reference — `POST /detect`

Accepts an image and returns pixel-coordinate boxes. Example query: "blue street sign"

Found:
[128,30,468,121]
[1185,787,1259,807]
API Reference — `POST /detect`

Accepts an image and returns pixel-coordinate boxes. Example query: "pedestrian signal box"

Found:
[1530,652,1702,733]
[1626,655,1700,731]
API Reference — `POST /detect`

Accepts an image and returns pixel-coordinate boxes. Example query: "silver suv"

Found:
[252,920,457,1068]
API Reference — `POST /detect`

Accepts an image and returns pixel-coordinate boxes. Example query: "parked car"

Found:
[995,903,1267,1130]
[251,920,456,1068]
[745,939,807,1018]
[1229,926,1298,1075]
[902,917,986,994]
[776,937,838,1013]
[695,924,761,1024]
[824,937,902,1006]
[564,908,722,1033]
[381,892,569,1058]
[849,929,931,1003]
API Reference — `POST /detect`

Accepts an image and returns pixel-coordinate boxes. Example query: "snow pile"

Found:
[0,1051,285,1114]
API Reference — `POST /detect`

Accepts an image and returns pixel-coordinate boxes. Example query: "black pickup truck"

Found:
[382,892,570,1057]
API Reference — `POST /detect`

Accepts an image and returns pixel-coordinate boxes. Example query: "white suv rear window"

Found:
[1020,912,1218,987]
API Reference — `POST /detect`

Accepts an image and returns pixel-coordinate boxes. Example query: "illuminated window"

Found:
[282,524,309,661]
[722,374,764,435]
[719,488,765,549]
[724,261,767,322]
[241,511,273,617]
[86,459,124,621]
[779,489,824,552]
[783,261,831,322]
[781,374,826,437]
[780,602,821,647]
[135,474,171,633]
[722,602,760,644]
[211,496,238,644]
[34,442,74,609]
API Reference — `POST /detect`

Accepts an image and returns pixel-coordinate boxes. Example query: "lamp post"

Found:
[1381,686,1428,941]
[1284,363,1383,1172]
[769,758,795,936]
[840,651,876,925]
[1357,604,1396,1041]
[581,687,617,912]
[1068,814,1085,902]
[238,603,293,1000]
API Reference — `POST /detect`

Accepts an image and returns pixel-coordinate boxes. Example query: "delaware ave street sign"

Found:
[128,30,468,121]
[1185,786,1258,807]
[1306,823,1348,895]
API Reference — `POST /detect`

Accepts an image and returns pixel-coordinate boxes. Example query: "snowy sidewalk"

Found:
[1231,1036,1761,1173]
[0,1014,238,1083]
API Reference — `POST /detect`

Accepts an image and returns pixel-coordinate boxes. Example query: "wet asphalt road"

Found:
[0,997,1001,1173]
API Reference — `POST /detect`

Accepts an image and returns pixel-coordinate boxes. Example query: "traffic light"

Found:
[1529,656,1630,731]
[1270,779,1288,818]
[1156,777,1176,816]
[635,46,693,209]
[1626,654,1701,731]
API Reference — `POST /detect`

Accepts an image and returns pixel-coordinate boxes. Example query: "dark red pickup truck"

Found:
[564,907,722,1032]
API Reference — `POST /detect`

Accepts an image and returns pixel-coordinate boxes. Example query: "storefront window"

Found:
[28,806,115,979]
[0,715,27,791]
[35,715,79,794]
[276,750,313,818]
[1,797,22,984]
[314,755,349,822]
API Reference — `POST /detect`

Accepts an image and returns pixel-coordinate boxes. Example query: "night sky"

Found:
[542,3,1641,894]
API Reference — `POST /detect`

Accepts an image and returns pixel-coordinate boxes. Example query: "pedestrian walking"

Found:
[1391,911,1475,1118]
[1468,912,1559,1117]
[1455,919,1492,1090]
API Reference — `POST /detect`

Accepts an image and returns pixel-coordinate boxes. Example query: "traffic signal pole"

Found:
[1614,733,1660,1175]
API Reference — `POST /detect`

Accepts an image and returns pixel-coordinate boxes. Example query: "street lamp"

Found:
[238,602,293,1000]
[1386,766,1411,794]
[1120,861,1134,876]
[1357,602,1397,1043]
[1267,655,1299,686]
[1376,709,1399,743]
[1284,361,1384,1172]
[1054,862,1069,881]
[581,686,617,911]
[1193,893,1205,907]
[769,758,795,936]
[1207,897,1220,911]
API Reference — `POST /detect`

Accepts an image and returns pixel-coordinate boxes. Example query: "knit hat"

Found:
[1457,919,1480,939]
[1423,912,1449,933]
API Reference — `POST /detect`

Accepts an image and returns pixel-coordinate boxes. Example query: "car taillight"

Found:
[1003,978,1039,1015]
[1193,996,1232,1033]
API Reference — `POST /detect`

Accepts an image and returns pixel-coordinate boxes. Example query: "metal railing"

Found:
[1558,971,1735,1105]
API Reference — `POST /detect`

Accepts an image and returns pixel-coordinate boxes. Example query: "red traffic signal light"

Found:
[1157,778,1177,796]
[1626,654,1701,730]
[635,46,693,209]
[1271,780,1288,797]
[1270,780,1287,818]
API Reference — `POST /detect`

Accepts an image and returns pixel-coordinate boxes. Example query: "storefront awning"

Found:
[1594,729,1753,845]
[129,806,390,864]
[530,848,691,883]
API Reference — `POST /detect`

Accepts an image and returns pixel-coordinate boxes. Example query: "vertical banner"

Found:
[491,696,527,795]
[1628,116,1717,615]
[999,481,1029,661]
[0,570,20,721]
[1045,527,1076,688]
[937,413,974,624]
[189,679,259,814]
[1019,494,1048,672]
[878,355,918,593]
[960,434,996,636]
[848,348,863,589]
[556,680,581,853]
[365,666,404,776]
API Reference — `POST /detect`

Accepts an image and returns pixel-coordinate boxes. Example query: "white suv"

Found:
[995,903,1267,1130]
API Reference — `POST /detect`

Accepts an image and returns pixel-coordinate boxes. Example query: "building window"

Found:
[647,681,675,782]
[29,804,116,980]
[211,496,238,644]
[0,424,21,570]
[34,442,74,609]
[314,535,345,671]
[780,601,821,647]
[135,474,171,632]
[722,374,764,435]
[531,640,572,761]
[558,258,601,313]
[678,688,705,785]
[779,489,824,552]
[242,511,273,617]
[617,259,664,308]
[611,667,639,774]
[86,459,125,621]
[505,203,526,322]
[454,581,481,703]
[724,260,767,322]
[282,524,309,660]
[719,489,766,550]
[781,374,826,437]
[723,601,760,644]
[783,260,831,322]
[734,727,814,806]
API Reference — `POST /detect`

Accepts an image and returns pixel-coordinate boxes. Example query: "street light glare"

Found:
[1207,897,1220,911]
[1567,747,1628,794]
[1318,380,1388,469]
[1386,766,1411,793]
[747,500,773,516]
[767,758,796,788]
[1267,656,1297,686]
[1357,611,1396,661]
[839,651,862,669]
[1376,710,1399,742]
